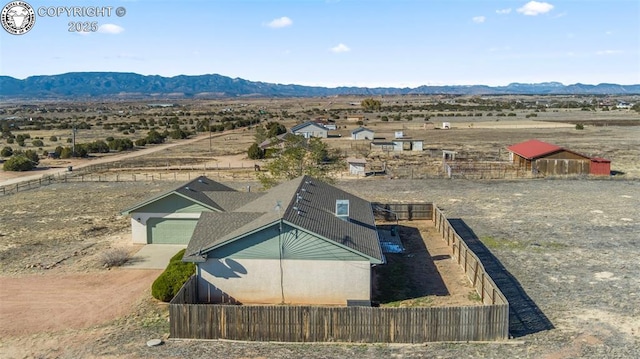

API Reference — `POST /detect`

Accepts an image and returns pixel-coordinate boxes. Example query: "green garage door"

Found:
[147,218,199,244]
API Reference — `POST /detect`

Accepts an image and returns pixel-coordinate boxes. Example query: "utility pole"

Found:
[209,117,212,152]
[72,124,77,156]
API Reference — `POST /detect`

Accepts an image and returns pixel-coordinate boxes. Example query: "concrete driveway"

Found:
[124,244,187,269]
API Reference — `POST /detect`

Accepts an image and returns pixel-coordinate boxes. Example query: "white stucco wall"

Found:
[129,212,202,244]
[197,258,371,305]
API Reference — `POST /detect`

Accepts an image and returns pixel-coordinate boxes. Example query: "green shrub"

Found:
[575,123,584,130]
[151,249,196,302]
[135,138,147,146]
[1,146,12,157]
[247,142,264,159]
[32,139,44,147]
[3,155,35,171]
[49,135,58,142]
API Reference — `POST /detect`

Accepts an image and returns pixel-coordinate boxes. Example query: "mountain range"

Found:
[1,72,639,99]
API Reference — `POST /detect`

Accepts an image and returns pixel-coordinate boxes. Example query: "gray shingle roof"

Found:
[290,121,326,133]
[121,176,238,214]
[185,176,384,264]
[184,212,266,261]
[352,127,374,134]
[203,192,264,212]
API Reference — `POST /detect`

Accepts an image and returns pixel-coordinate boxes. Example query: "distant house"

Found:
[351,127,375,140]
[616,102,633,109]
[346,157,367,175]
[507,139,610,176]
[183,176,385,306]
[291,121,328,138]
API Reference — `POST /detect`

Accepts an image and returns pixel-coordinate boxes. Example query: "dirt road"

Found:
[0,269,161,337]
[0,131,233,187]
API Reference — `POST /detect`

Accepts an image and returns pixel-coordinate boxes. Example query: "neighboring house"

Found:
[351,127,375,140]
[346,157,367,175]
[183,175,385,306]
[616,102,632,109]
[507,139,610,176]
[291,121,328,138]
[121,177,261,244]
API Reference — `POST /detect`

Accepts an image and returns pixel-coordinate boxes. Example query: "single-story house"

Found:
[346,157,367,175]
[351,127,375,140]
[183,175,385,306]
[291,121,328,138]
[121,177,261,244]
[507,139,610,176]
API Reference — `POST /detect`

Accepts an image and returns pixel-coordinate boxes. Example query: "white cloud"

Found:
[472,16,486,23]
[266,16,293,28]
[330,43,350,53]
[517,1,554,16]
[496,8,512,14]
[98,24,124,34]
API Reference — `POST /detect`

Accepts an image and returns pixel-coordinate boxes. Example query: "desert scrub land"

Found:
[1,177,639,358]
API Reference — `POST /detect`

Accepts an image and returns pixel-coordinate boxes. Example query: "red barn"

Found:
[507,140,610,176]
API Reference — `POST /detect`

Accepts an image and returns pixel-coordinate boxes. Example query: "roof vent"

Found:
[336,199,349,221]
[185,186,191,191]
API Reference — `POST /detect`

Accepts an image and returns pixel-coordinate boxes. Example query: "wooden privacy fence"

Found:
[371,202,433,221]
[170,205,509,342]
[433,207,508,306]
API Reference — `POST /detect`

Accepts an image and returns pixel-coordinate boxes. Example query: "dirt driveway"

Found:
[0,269,161,337]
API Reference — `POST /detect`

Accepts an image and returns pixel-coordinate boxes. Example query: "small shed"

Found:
[442,150,457,161]
[442,122,451,129]
[370,141,395,152]
[394,131,404,139]
[351,127,375,140]
[346,157,367,176]
[590,157,611,176]
[392,139,424,152]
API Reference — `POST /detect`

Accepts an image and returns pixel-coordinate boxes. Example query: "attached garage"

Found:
[121,176,240,245]
[147,218,199,244]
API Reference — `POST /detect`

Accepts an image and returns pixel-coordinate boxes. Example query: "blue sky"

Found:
[1,0,638,86]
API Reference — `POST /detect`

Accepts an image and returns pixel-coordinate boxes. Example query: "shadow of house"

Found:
[448,218,554,337]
